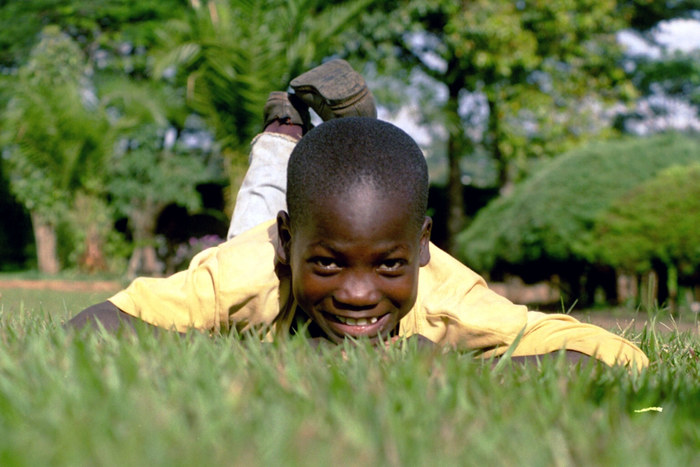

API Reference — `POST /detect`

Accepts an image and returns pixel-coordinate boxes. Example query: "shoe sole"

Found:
[290,59,375,117]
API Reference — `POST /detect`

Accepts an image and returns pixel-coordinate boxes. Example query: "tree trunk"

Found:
[445,90,466,255]
[665,263,678,315]
[127,200,164,278]
[73,194,108,273]
[80,222,107,272]
[616,272,638,306]
[30,212,60,274]
[487,97,514,196]
[639,270,658,310]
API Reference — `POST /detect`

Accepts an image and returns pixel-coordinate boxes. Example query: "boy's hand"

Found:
[385,334,436,350]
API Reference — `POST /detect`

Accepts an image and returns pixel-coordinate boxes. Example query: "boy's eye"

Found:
[378,259,405,273]
[311,257,340,271]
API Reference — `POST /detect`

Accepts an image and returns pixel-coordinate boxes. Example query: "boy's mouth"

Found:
[323,312,391,337]
[335,315,379,326]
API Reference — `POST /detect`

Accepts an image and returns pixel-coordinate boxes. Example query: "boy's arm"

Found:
[406,244,648,369]
[69,220,284,335]
[66,301,164,334]
[507,310,648,369]
[106,245,223,333]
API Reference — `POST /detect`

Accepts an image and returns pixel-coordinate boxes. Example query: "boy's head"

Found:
[276,117,432,343]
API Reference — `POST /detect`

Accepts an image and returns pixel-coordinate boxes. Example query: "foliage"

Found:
[0,24,221,273]
[631,49,700,108]
[0,0,188,69]
[108,124,215,218]
[106,121,221,277]
[0,27,136,273]
[0,295,698,465]
[618,0,700,30]
[589,163,700,274]
[353,0,634,250]
[0,27,111,227]
[456,133,700,275]
[2,0,698,273]
[98,73,203,219]
[152,0,372,158]
[616,8,700,134]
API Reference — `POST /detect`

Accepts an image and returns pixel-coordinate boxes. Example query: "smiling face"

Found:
[277,185,431,343]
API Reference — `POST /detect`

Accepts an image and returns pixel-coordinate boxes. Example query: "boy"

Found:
[68,61,648,369]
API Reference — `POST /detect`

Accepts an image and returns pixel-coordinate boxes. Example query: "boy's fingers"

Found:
[406,333,437,350]
[384,334,436,349]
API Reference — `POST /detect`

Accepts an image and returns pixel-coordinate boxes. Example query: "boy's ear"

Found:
[419,216,432,266]
[276,211,292,265]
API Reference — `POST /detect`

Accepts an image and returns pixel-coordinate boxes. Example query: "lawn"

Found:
[0,287,698,466]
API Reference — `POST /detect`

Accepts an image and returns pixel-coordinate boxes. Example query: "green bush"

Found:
[588,163,700,276]
[456,133,700,276]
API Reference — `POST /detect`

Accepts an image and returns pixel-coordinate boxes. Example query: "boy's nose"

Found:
[334,272,381,308]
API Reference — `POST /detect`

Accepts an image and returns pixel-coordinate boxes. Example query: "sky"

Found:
[618,18,700,57]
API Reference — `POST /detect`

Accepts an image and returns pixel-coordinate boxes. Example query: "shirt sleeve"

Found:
[108,220,284,334]
[402,243,649,369]
[511,311,648,369]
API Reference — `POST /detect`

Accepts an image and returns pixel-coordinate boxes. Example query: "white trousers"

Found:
[227,132,297,239]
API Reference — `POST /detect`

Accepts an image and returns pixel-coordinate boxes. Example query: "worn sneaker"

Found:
[262,91,311,132]
[290,59,377,121]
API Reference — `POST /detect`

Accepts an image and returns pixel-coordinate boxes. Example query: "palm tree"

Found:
[152,0,372,198]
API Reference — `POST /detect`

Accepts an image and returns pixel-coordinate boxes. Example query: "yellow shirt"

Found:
[110,220,648,369]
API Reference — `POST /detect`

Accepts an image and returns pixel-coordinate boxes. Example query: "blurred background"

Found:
[1,0,699,314]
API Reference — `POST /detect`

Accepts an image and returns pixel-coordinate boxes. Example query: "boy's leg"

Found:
[227,93,308,239]
[227,60,376,239]
[227,133,299,239]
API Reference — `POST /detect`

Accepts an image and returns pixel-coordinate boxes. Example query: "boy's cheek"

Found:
[293,273,325,306]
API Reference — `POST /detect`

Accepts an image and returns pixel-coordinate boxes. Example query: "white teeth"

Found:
[336,316,379,326]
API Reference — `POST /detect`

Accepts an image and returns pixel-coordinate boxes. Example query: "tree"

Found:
[590,163,700,310]
[619,0,700,30]
[604,1,700,135]
[96,75,181,276]
[0,1,191,273]
[0,27,112,273]
[354,0,634,252]
[0,0,188,69]
[456,133,700,303]
[108,123,218,277]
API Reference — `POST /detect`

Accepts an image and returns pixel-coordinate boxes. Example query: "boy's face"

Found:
[277,185,431,344]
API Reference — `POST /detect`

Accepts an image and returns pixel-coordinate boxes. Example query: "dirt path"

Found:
[0,279,122,293]
[571,311,698,335]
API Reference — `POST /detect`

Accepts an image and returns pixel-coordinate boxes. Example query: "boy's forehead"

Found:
[295,185,418,239]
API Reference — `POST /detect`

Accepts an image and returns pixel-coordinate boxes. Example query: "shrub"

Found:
[588,163,700,276]
[456,133,700,278]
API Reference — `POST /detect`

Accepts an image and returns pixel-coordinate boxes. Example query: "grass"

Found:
[0,288,115,320]
[0,289,698,466]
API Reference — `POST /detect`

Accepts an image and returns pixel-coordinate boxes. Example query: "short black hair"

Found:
[286,117,428,230]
